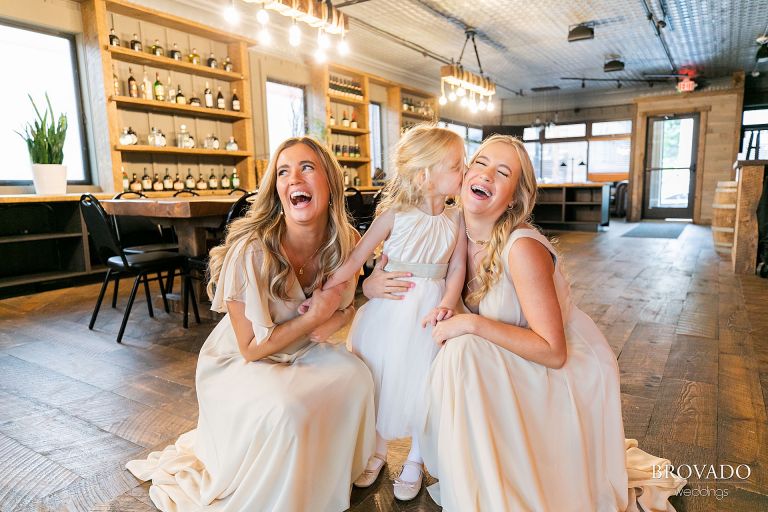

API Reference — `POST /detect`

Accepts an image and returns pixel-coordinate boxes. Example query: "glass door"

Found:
[643,114,698,219]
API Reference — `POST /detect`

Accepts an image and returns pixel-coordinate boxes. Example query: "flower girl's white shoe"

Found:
[353,453,386,488]
[393,460,424,500]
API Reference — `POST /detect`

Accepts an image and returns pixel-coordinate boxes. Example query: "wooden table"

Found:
[101,197,237,257]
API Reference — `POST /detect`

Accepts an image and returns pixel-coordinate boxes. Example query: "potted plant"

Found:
[16,93,68,195]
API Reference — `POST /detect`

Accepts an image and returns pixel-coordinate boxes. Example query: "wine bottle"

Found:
[152,173,163,191]
[207,52,218,68]
[112,65,120,96]
[231,169,240,189]
[204,82,213,108]
[173,173,184,191]
[216,87,225,109]
[127,68,138,98]
[231,89,240,111]
[329,111,336,126]
[185,169,196,189]
[130,173,142,192]
[121,168,129,191]
[141,168,152,191]
[109,28,120,47]
[350,112,358,128]
[166,76,176,103]
[188,48,200,65]
[150,39,164,56]
[163,169,173,190]
[130,33,142,52]
[223,56,233,72]
[153,73,165,101]
[220,171,231,189]
[196,173,208,190]
[341,110,349,127]
[208,169,219,189]
[169,42,182,61]
[175,86,186,105]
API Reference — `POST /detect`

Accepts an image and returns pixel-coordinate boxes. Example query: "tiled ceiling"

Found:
[337,0,768,97]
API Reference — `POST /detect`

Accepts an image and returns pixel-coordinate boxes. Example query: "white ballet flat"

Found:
[393,460,424,501]
[353,453,387,488]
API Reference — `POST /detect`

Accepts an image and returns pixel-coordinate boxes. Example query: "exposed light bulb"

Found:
[486,100,494,112]
[448,90,457,102]
[478,99,487,111]
[456,86,466,97]
[258,28,271,46]
[460,96,468,107]
[338,38,350,56]
[256,8,269,26]
[318,29,330,50]
[469,97,477,110]
[314,47,327,63]
[438,95,447,105]
[289,24,301,47]
[223,4,239,24]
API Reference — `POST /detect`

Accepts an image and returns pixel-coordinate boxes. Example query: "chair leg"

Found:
[158,272,170,313]
[182,274,190,329]
[117,275,142,344]
[142,274,154,318]
[111,276,120,308]
[166,270,175,294]
[89,269,112,330]
[190,277,200,324]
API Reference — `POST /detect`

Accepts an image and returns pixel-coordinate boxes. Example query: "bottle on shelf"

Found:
[208,169,219,189]
[175,85,186,105]
[173,173,184,191]
[127,126,138,144]
[121,168,129,191]
[216,87,225,109]
[342,144,349,157]
[142,72,153,100]
[204,82,213,108]
[120,127,134,145]
[207,52,218,68]
[127,68,138,98]
[169,43,182,61]
[150,39,164,57]
[196,173,208,190]
[112,65,120,96]
[166,76,176,103]
[223,56,233,72]
[189,96,201,107]
[152,173,163,191]
[141,169,152,191]
[185,169,196,189]
[130,33,142,52]
[231,169,240,189]
[225,136,239,151]
[341,110,349,127]
[130,173,142,192]
[220,170,231,189]
[188,47,200,65]
[231,89,240,111]
[350,112,358,129]
[163,169,173,190]
[176,124,190,148]
[153,73,165,101]
[109,28,120,47]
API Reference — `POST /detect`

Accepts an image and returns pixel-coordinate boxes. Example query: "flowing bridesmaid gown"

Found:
[421,228,686,512]
[127,238,376,512]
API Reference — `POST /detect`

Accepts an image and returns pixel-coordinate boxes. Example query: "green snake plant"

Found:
[16,93,68,165]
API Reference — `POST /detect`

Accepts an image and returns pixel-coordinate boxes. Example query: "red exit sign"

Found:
[677,78,697,93]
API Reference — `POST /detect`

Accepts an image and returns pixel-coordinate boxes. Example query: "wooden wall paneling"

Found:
[732,164,764,274]
[693,110,708,223]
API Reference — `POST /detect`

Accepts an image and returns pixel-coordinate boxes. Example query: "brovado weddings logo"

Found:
[653,463,752,501]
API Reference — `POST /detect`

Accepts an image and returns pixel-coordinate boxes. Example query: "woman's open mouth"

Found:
[470,184,492,200]
[289,190,313,208]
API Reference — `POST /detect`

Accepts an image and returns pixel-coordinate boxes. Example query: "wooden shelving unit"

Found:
[397,86,439,134]
[532,183,610,232]
[81,0,257,193]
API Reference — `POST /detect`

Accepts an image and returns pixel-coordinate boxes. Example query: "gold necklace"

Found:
[294,243,323,276]
[465,227,489,246]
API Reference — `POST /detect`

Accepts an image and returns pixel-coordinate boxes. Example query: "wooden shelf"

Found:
[116,145,252,158]
[132,189,245,197]
[0,232,82,245]
[330,125,369,136]
[0,270,100,289]
[108,46,244,81]
[401,110,435,121]
[328,92,367,106]
[337,157,371,165]
[111,96,248,120]
[565,201,602,205]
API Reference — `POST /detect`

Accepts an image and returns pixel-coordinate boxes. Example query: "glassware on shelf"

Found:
[130,33,142,52]
[150,39,164,57]
[223,56,233,72]
[109,28,120,47]
[169,43,182,61]
[189,97,201,107]
[188,48,200,65]
[176,125,190,148]
[207,52,218,68]
[225,136,239,151]
[119,127,138,145]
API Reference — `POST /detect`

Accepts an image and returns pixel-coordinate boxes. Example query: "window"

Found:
[438,119,482,158]
[588,139,631,174]
[592,120,632,136]
[523,142,542,177]
[1,21,89,184]
[743,109,768,126]
[369,102,383,171]
[265,81,305,158]
[523,127,541,141]
[544,123,586,139]
[540,141,588,183]
[740,108,768,159]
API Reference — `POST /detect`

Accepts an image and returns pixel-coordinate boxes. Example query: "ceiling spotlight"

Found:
[604,58,625,73]
[289,23,301,47]
[568,23,594,42]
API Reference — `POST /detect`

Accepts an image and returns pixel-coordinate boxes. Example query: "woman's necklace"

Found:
[465,227,489,246]
[294,243,323,276]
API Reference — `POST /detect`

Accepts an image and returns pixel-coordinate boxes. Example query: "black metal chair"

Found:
[228,188,249,195]
[173,189,199,197]
[112,192,179,255]
[80,194,192,343]
[345,187,372,233]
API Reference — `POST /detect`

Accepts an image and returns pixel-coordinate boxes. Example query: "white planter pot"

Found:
[31,164,67,195]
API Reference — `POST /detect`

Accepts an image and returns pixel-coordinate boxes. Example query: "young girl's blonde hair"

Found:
[375,123,464,217]
[464,134,539,305]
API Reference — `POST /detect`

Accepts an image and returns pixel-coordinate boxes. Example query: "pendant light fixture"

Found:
[439,29,496,114]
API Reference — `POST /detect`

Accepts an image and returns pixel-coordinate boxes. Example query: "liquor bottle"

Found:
[166,76,176,103]
[225,136,238,151]
[129,173,142,192]
[153,73,165,101]
[109,28,120,47]
[342,144,349,157]
[127,68,138,98]
[231,89,240,111]
[196,173,208,190]
[204,82,213,108]
[163,169,173,190]
[130,33,142,52]
[121,168,129,191]
[208,169,219,189]
[223,56,233,72]
[175,85,186,105]
[220,170,231,189]
[142,72,153,100]
[329,111,336,126]
[231,169,240,189]
[173,173,184,191]
[207,52,218,68]
[150,39,163,56]
[112,65,120,96]
[216,87,225,109]
[152,173,163,191]
[169,43,182,61]
[185,169,196,189]
[350,112,358,129]
[341,110,349,127]
[343,166,350,186]
[141,168,152,191]
[188,48,200,65]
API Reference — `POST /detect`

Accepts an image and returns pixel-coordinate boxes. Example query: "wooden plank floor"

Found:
[0,221,767,511]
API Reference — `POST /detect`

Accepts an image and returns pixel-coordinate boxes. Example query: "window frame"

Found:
[438,117,483,157]
[369,101,384,171]
[739,106,768,160]
[264,78,307,155]
[0,18,92,186]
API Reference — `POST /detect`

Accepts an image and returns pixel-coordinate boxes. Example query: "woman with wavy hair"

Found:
[127,137,375,512]
[363,135,686,511]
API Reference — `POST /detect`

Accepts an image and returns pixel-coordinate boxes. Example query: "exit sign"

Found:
[677,78,697,93]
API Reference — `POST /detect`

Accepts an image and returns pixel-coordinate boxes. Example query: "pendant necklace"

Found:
[465,227,489,246]
[295,243,323,276]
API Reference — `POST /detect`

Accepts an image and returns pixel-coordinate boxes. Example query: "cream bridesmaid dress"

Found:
[127,238,376,512]
[420,228,686,512]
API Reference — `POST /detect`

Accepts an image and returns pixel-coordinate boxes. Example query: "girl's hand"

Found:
[361,254,414,300]
[421,307,455,328]
[297,298,312,315]
[309,306,355,343]
[305,284,343,322]
[431,314,476,346]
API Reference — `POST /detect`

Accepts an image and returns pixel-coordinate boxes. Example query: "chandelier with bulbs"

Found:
[439,29,495,113]
[223,0,350,61]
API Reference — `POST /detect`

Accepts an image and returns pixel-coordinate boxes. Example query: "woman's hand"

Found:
[421,306,455,328]
[305,283,344,322]
[361,254,415,300]
[297,297,312,315]
[309,306,355,343]
[431,313,477,346]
